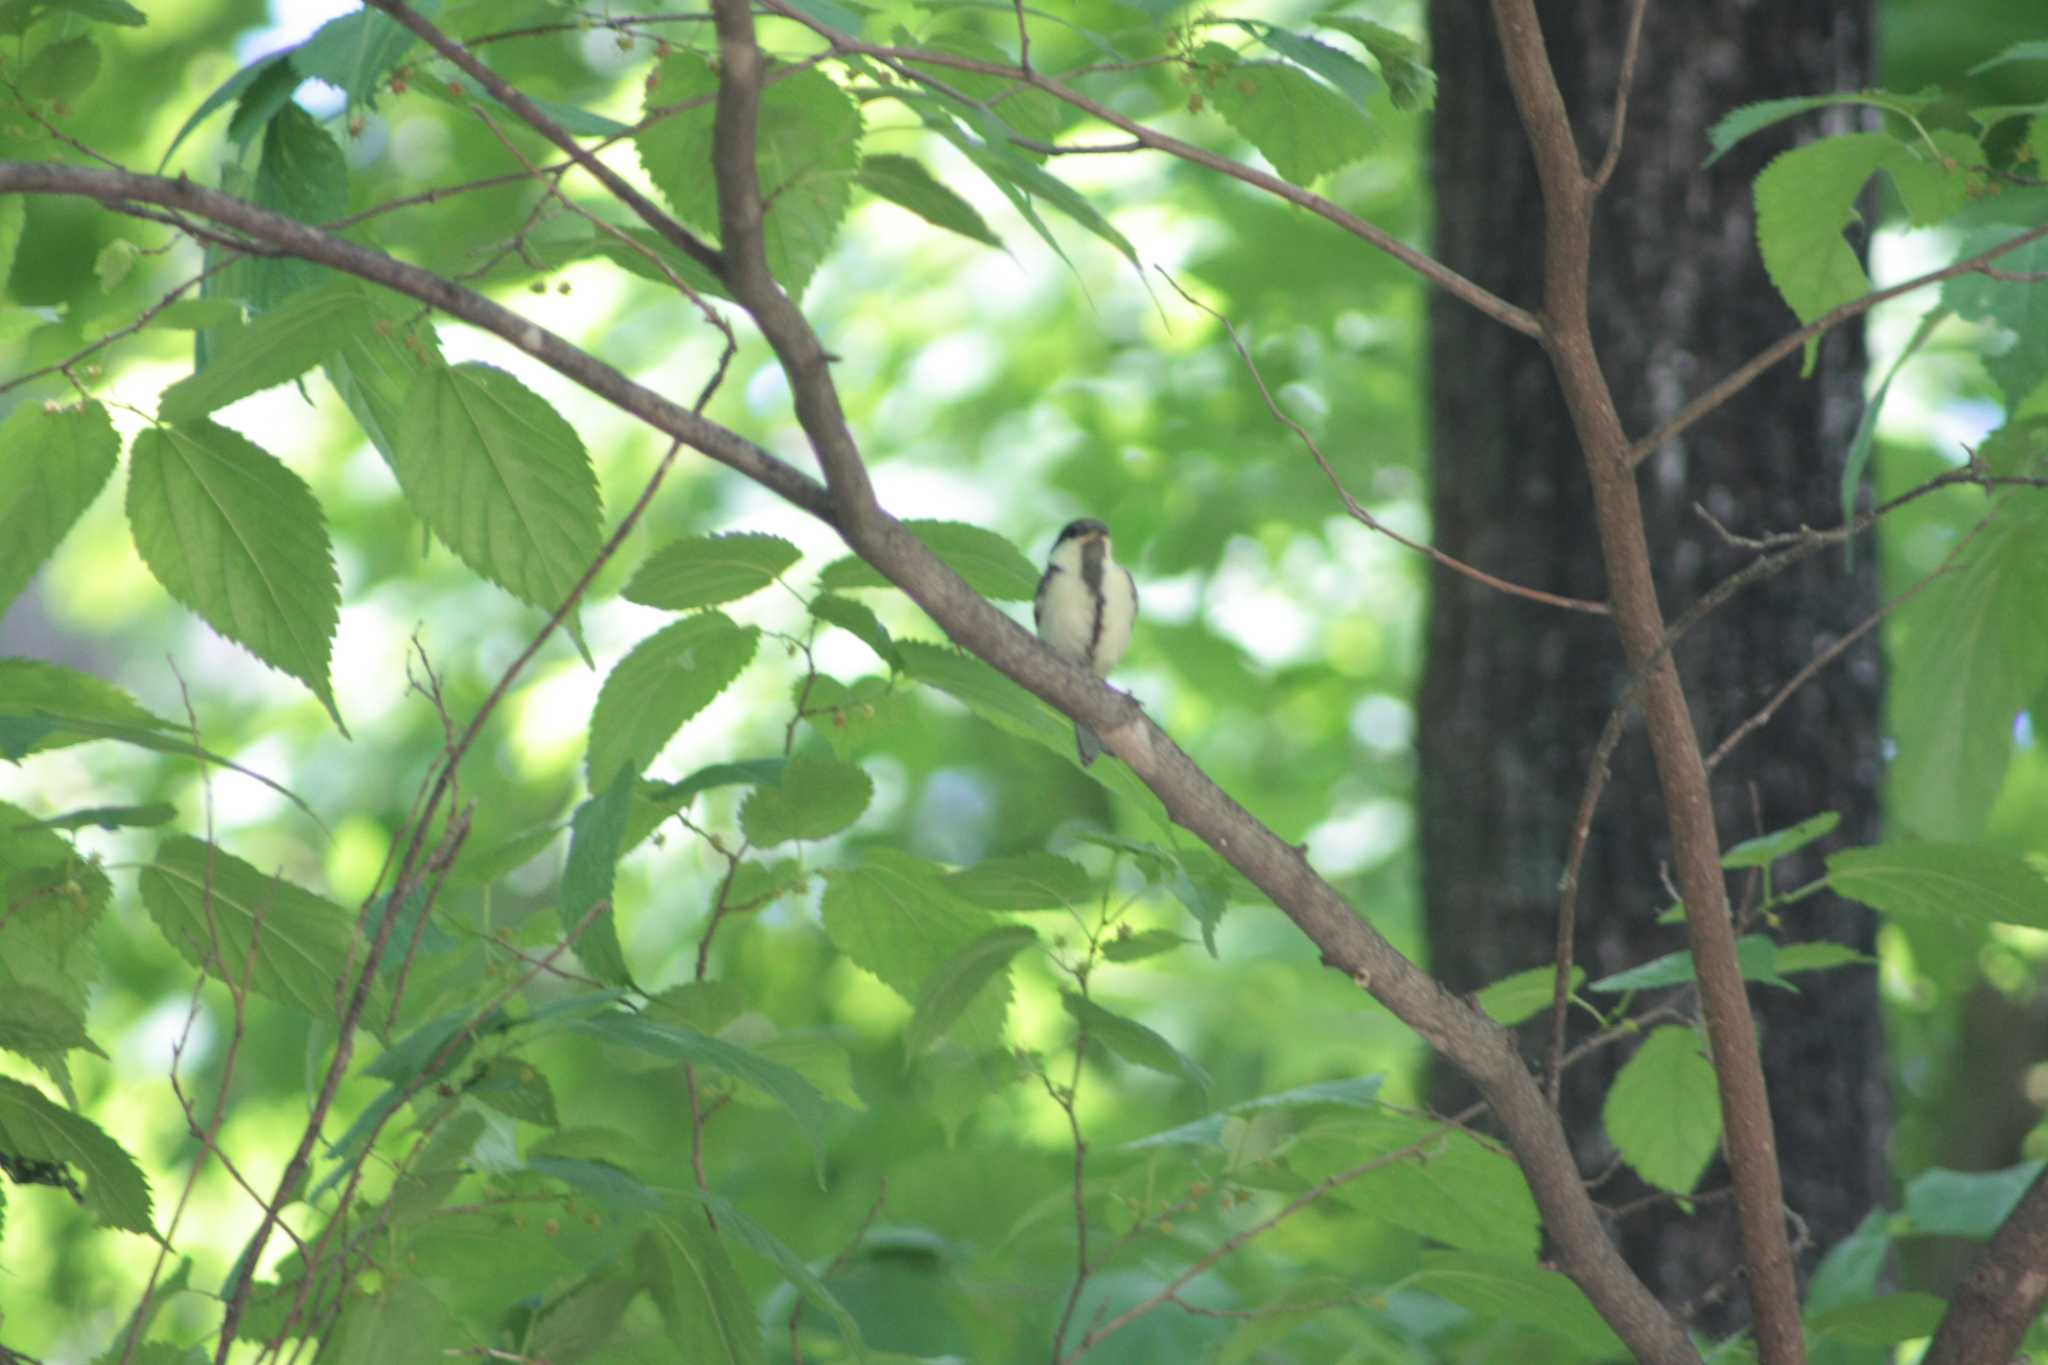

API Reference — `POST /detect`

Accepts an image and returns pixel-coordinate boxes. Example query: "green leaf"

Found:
[152,298,244,331]
[586,613,760,788]
[467,1057,559,1127]
[1199,44,1374,186]
[51,0,146,24]
[623,531,801,610]
[0,659,174,759]
[941,852,1091,910]
[629,758,787,849]
[325,292,443,466]
[818,519,1039,600]
[688,1192,869,1359]
[1412,1251,1626,1357]
[1830,842,2048,930]
[0,1076,151,1233]
[638,52,863,296]
[856,152,1003,248]
[1122,1076,1384,1152]
[638,1204,768,1365]
[1772,941,1875,975]
[1887,501,2048,837]
[1474,964,1586,1027]
[157,281,382,423]
[1843,307,1945,527]
[324,1278,468,1365]
[18,802,176,831]
[161,51,286,163]
[1312,15,1433,110]
[395,363,605,619]
[1755,132,1976,370]
[0,400,119,615]
[224,53,302,153]
[1704,91,1930,166]
[0,802,109,1073]
[292,3,428,105]
[1291,1112,1541,1256]
[905,925,1038,1059]
[1722,811,1842,869]
[561,775,636,986]
[738,754,873,846]
[1971,39,2048,75]
[24,34,99,101]
[809,593,900,668]
[0,192,25,289]
[1101,927,1187,963]
[139,836,390,1025]
[569,1013,835,1168]
[246,104,347,308]
[1901,1160,2044,1237]
[821,852,1009,1050]
[1063,992,1210,1091]
[1588,934,1793,993]
[1236,22,1379,113]
[127,423,343,728]
[1604,1026,1722,1194]
[1806,1292,1948,1345]
[1944,228,2048,406]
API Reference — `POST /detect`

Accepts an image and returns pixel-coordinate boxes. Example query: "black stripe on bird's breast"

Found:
[1081,538,1106,662]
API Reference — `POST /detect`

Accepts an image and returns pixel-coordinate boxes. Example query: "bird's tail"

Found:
[1076,722,1103,767]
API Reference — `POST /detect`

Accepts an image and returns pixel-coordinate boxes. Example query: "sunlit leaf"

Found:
[941,852,1091,910]
[818,519,1039,600]
[562,775,636,986]
[157,281,381,423]
[857,152,1003,248]
[739,754,873,846]
[1063,992,1210,1091]
[0,1075,151,1234]
[0,400,118,615]
[127,423,343,729]
[292,2,430,106]
[1198,43,1374,186]
[821,851,1009,1051]
[624,531,801,610]
[1412,1252,1625,1357]
[1604,1026,1721,1194]
[586,613,760,788]
[905,925,1038,1059]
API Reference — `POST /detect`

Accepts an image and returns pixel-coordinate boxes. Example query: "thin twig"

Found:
[1157,268,1609,615]
[1588,0,1646,194]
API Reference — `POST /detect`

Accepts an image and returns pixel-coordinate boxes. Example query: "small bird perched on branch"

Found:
[1034,518,1138,766]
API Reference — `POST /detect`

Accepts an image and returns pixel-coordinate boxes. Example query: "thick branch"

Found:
[1924,1165,2048,1365]
[0,162,828,520]
[1485,1,1805,1359]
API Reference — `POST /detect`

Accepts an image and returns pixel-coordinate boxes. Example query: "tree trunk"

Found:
[1422,0,1886,1329]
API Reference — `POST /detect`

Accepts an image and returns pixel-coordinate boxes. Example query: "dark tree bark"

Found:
[1422,0,1886,1328]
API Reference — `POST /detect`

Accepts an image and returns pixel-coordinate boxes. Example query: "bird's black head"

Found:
[1055,518,1110,546]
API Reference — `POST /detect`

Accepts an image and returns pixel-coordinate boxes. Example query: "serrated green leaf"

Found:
[1971,39,2048,75]
[0,802,108,1073]
[1237,22,1379,112]
[246,104,346,308]
[325,292,443,466]
[0,1076,151,1233]
[1312,15,1433,110]
[856,152,1003,248]
[1200,44,1374,186]
[586,614,759,788]
[941,852,1091,910]
[905,925,1037,1059]
[1474,964,1586,1026]
[569,1013,834,1167]
[818,519,1039,600]
[1722,811,1842,869]
[325,1278,468,1365]
[152,298,244,331]
[809,592,900,667]
[629,758,787,849]
[127,423,343,728]
[1412,1252,1626,1355]
[224,54,302,153]
[1290,1110,1540,1256]
[449,823,561,888]
[821,851,1009,1050]
[1755,132,1974,370]
[467,1057,559,1127]
[1887,501,2048,838]
[293,3,427,105]
[1100,928,1186,963]
[638,52,862,296]
[1829,842,2048,930]
[1901,1160,2044,1237]
[1063,992,1209,1091]
[724,857,808,912]
[139,836,390,1026]
[1945,228,2048,406]
[0,400,118,615]
[1604,1026,1722,1194]
[623,531,801,610]
[395,362,605,619]
[1704,91,1928,166]
[0,659,174,759]
[24,34,98,100]
[158,281,382,423]
[638,1203,768,1365]
[1588,934,1793,993]
[739,754,873,846]
[562,775,635,986]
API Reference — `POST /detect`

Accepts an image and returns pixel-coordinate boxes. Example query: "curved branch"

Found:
[1924,1165,2048,1365]
[755,0,1544,340]
[0,162,829,521]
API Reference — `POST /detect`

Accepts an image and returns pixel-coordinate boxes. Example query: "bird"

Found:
[1033,518,1138,766]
